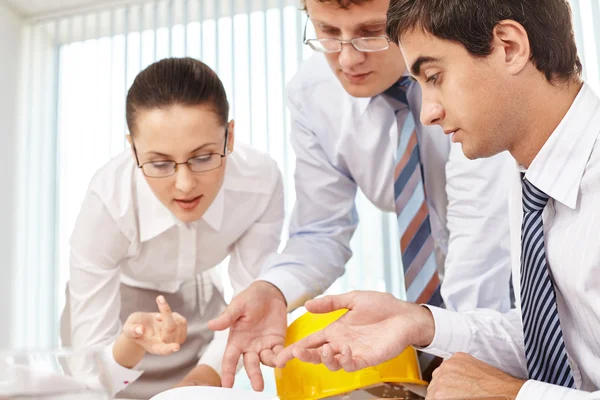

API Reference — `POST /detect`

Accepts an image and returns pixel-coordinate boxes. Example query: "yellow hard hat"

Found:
[275,309,428,400]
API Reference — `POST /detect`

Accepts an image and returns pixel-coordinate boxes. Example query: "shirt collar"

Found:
[356,96,372,114]
[361,72,413,114]
[202,183,225,232]
[135,166,226,242]
[135,168,178,242]
[525,82,600,209]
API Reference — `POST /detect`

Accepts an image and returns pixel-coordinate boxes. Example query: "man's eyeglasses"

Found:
[302,18,390,53]
[131,128,229,178]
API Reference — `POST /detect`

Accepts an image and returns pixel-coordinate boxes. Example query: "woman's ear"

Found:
[126,134,134,156]
[126,134,139,164]
[227,120,235,154]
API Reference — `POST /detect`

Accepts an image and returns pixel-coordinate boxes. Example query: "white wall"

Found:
[0,3,22,349]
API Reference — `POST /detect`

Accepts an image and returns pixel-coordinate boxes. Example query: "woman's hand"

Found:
[113,295,188,368]
[123,295,188,354]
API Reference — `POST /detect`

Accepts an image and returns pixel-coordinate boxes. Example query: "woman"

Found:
[60,57,284,399]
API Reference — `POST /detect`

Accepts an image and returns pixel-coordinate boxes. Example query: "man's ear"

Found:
[492,20,531,77]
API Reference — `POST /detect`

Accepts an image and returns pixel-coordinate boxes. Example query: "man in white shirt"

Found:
[209,0,514,391]
[275,0,600,399]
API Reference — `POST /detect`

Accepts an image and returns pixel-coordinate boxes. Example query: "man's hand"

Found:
[274,291,435,372]
[426,353,526,400]
[113,296,188,368]
[208,281,287,391]
[173,364,222,388]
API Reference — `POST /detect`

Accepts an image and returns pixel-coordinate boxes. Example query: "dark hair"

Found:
[299,0,370,11]
[386,0,582,83]
[126,57,229,135]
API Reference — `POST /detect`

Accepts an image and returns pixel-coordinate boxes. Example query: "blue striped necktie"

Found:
[383,77,443,381]
[383,77,442,307]
[520,178,575,387]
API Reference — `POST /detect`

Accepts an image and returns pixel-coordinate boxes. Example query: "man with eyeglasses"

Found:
[208,0,515,391]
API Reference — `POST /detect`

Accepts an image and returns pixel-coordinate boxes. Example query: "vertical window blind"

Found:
[13,0,400,356]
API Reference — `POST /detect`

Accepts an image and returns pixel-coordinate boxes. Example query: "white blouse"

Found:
[63,142,284,394]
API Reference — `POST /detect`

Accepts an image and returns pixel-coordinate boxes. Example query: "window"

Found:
[14,0,399,393]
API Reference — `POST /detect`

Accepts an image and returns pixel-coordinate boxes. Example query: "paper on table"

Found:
[150,386,278,400]
[320,383,426,400]
[0,364,106,398]
[147,384,512,400]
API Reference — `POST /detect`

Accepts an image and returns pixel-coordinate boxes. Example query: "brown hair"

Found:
[126,57,229,135]
[386,0,582,83]
[299,0,370,11]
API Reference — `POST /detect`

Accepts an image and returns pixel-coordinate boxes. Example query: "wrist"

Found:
[113,332,145,369]
[510,379,527,400]
[254,280,287,306]
[412,305,436,348]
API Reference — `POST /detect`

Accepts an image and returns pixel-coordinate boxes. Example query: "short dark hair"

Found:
[386,0,582,83]
[299,0,370,11]
[126,57,229,135]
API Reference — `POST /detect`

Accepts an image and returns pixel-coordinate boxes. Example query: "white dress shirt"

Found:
[261,53,515,312]
[63,143,284,394]
[424,83,600,399]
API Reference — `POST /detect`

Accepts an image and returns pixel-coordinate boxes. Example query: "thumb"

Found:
[208,303,244,331]
[123,324,145,339]
[305,293,353,314]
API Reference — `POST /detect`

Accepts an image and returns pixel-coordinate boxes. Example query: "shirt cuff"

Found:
[516,380,585,400]
[258,268,314,311]
[197,330,229,378]
[99,342,144,396]
[418,306,473,358]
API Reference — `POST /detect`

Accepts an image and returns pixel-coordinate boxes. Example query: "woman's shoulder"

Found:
[85,149,138,217]
[224,143,282,194]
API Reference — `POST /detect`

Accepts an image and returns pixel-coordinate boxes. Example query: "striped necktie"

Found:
[520,178,575,387]
[383,77,443,381]
[384,77,442,307]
